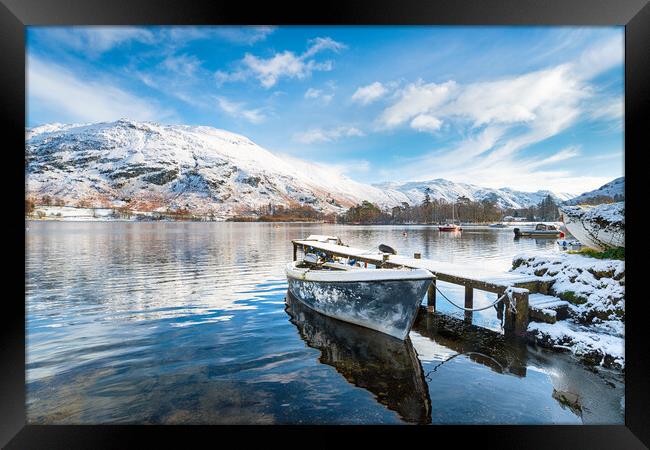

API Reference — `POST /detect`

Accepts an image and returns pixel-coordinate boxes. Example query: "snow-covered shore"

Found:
[27,206,229,222]
[511,252,625,370]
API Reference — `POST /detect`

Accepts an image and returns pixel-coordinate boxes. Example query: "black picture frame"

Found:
[2,0,648,447]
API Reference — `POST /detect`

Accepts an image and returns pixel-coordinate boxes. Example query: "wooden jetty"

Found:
[292,239,549,337]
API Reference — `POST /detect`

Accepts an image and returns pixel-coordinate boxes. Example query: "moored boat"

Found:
[438,201,462,232]
[513,223,562,238]
[285,254,433,340]
[559,202,624,251]
[438,224,462,232]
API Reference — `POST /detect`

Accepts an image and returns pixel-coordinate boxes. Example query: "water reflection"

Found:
[285,293,432,424]
[26,222,621,424]
[411,310,528,377]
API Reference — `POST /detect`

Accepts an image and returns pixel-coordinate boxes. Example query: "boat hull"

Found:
[438,226,461,232]
[286,271,432,340]
[513,228,562,238]
[560,203,624,251]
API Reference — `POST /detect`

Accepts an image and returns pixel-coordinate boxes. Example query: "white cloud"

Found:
[351,82,388,105]
[572,35,624,81]
[216,97,266,124]
[588,96,624,123]
[27,56,173,123]
[38,27,155,56]
[380,80,456,127]
[160,26,277,47]
[217,36,346,88]
[318,159,372,176]
[293,126,364,144]
[241,51,308,88]
[305,88,322,99]
[209,26,276,45]
[302,37,347,58]
[376,37,623,194]
[410,115,442,133]
[159,53,203,77]
[304,87,334,104]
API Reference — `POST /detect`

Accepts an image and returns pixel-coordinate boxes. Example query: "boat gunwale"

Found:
[286,261,434,283]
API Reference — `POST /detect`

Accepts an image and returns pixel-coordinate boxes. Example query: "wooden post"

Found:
[380,254,389,268]
[427,278,436,313]
[514,290,529,337]
[464,285,473,324]
[293,243,297,261]
[504,288,529,337]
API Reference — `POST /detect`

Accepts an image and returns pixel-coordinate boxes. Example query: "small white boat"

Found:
[489,223,509,228]
[559,202,624,251]
[286,254,433,340]
[513,223,562,238]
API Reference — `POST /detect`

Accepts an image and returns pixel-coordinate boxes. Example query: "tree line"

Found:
[337,191,563,225]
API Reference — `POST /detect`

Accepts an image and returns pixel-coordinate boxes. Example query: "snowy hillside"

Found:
[26,119,404,216]
[565,177,624,205]
[373,179,573,210]
[26,119,574,216]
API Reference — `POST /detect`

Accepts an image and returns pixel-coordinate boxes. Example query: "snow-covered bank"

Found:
[511,252,625,370]
[27,206,229,222]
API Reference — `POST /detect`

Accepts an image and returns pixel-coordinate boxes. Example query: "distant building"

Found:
[503,216,527,222]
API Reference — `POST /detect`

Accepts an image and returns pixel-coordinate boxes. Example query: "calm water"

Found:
[25,222,624,424]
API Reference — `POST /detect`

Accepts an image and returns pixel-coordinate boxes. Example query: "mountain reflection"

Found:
[285,293,432,424]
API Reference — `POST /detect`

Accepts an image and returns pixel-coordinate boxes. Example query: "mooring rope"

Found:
[424,350,506,381]
[434,283,511,312]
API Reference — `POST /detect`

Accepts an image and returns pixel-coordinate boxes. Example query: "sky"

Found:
[26,26,624,195]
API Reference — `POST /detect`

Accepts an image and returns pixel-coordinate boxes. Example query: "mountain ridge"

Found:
[564,177,624,205]
[25,119,591,216]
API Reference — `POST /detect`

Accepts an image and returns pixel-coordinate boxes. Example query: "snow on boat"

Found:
[559,202,624,251]
[286,254,433,340]
[513,223,562,238]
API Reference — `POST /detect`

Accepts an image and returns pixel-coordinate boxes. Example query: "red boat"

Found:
[438,202,462,232]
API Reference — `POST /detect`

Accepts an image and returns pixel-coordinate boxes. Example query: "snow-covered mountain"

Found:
[26,119,402,216]
[26,119,573,216]
[564,177,624,205]
[373,179,573,210]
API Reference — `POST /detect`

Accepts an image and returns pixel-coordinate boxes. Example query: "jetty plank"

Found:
[292,239,538,338]
[293,240,538,292]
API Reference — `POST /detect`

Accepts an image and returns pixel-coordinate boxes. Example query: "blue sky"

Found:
[26,26,624,195]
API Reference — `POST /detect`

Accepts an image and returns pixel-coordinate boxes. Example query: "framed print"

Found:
[2,0,649,448]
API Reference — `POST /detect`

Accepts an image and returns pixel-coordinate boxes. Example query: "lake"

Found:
[25,222,624,424]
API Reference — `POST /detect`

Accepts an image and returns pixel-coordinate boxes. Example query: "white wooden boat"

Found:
[559,202,624,250]
[286,255,433,340]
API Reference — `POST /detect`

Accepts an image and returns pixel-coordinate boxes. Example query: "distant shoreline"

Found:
[26,205,561,226]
